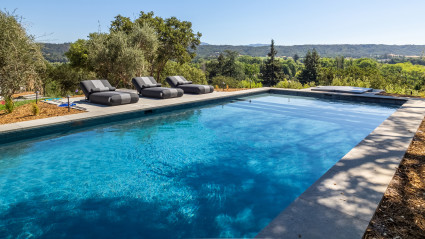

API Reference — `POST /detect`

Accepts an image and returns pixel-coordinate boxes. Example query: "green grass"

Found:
[0,99,37,111]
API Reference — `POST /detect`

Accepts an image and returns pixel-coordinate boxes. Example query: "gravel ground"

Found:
[0,102,83,125]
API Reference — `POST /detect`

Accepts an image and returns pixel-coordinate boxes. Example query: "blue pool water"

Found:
[0,94,398,238]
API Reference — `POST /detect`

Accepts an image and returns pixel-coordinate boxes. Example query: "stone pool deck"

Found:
[1,88,425,239]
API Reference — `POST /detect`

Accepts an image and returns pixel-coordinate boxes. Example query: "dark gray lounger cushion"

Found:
[89,91,139,106]
[166,76,192,87]
[166,76,214,94]
[80,79,115,97]
[132,77,160,91]
[80,79,139,106]
[132,77,183,99]
[176,84,214,94]
[140,87,184,99]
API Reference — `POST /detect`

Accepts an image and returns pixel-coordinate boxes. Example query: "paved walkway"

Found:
[2,88,425,239]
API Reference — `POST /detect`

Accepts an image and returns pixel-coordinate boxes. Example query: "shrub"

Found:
[303,81,316,88]
[4,97,14,113]
[209,76,239,88]
[274,79,304,89]
[238,80,263,88]
[32,103,40,116]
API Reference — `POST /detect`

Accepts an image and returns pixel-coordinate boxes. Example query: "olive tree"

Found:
[0,10,45,99]
[66,24,157,87]
[66,11,201,86]
[135,11,202,83]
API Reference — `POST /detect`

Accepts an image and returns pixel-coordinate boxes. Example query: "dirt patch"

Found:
[363,118,425,238]
[0,102,84,125]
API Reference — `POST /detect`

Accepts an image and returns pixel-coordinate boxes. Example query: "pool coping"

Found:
[1,88,425,238]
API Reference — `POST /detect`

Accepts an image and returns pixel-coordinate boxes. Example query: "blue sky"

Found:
[3,0,425,45]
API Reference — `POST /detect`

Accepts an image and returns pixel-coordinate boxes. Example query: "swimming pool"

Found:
[0,94,398,238]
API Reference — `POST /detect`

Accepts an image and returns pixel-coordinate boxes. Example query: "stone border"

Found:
[2,87,424,238]
[256,92,425,238]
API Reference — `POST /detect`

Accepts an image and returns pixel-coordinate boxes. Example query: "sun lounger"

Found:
[80,80,139,106]
[132,77,184,99]
[166,76,214,94]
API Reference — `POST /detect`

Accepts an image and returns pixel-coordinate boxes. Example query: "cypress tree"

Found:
[299,49,320,84]
[336,56,345,69]
[260,39,283,86]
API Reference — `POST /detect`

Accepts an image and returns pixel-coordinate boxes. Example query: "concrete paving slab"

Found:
[0,123,22,132]
[333,141,410,174]
[359,134,415,151]
[297,167,398,221]
[256,198,369,239]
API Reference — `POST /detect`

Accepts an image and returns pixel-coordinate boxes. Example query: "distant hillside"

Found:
[40,43,425,63]
[247,44,269,47]
[41,43,71,63]
[196,44,425,58]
